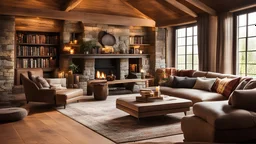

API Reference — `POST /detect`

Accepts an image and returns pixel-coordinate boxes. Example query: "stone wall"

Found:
[148,27,166,74]
[120,59,129,80]
[83,24,130,52]
[0,15,15,101]
[155,28,166,69]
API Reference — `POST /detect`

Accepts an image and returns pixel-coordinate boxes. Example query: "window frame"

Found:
[174,23,198,70]
[234,8,256,76]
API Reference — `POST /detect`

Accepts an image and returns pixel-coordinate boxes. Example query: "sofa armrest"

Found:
[46,78,67,88]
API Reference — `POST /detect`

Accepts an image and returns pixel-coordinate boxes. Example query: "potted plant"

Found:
[69,63,79,74]
[80,40,96,54]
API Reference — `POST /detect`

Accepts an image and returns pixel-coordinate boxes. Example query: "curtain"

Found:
[216,12,234,74]
[197,14,210,71]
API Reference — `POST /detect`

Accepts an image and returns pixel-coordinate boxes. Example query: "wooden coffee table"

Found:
[116,95,192,119]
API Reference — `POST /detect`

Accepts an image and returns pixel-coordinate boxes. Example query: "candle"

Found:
[70,49,74,54]
[156,86,160,92]
[139,50,143,54]
[58,71,64,78]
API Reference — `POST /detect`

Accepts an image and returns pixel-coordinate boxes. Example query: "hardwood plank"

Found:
[186,0,216,15]
[46,110,114,144]
[0,6,155,27]
[0,123,24,144]
[165,0,197,17]
[12,117,49,144]
[64,0,83,12]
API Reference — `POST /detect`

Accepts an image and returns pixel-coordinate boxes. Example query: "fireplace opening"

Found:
[95,59,120,80]
[129,58,140,73]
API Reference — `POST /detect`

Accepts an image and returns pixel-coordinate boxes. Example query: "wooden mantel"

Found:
[60,54,150,59]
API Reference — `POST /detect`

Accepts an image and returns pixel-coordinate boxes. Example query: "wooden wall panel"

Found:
[15,16,63,32]
[73,0,145,18]
[0,0,65,10]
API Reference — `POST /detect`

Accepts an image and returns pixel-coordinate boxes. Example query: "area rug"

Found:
[56,94,183,143]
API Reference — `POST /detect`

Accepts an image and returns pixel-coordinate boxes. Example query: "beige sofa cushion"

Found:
[193,101,256,130]
[229,89,256,112]
[160,86,226,104]
[193,77,216,91]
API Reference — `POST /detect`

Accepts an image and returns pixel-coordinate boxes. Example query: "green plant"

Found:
[69,63,79,73]
[80,40,97,53]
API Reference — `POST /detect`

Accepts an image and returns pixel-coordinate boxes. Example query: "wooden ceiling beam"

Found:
[0,6,155,27]
[165,0,197,18]
[64,0,83,12]
[230,3,256,13]
[157,16,196,27]
[120,0,152,20]
[186,0,216,15]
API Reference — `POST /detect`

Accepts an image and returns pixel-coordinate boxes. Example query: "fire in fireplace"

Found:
[96,71,106,79]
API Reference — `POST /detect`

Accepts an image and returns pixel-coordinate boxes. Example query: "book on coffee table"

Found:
[136,96,163,102]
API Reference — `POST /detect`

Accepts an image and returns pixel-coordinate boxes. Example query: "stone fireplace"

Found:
[95,59,120,80]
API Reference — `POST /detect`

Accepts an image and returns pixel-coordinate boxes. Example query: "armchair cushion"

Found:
[50,84,67,90]
[46,78,67,87]
[228,89,256,112]
[36,76,50,88]
[193,101,256,130]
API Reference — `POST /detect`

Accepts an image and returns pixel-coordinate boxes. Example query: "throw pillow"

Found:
[193,77,216,91]
[27,71,36,81]
[235,78,252,90]
[212,77,241,98]
[243,79,256,90]
[36,76,50,88]
[159,76,174,87]
[228,89,256,112]
[177,70,196,77]
[172,76,197,88]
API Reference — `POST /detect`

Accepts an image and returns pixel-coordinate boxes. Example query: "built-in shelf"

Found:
[17,43,58,46]
[16,56,56,58]
[61,54,150,59]
[42,68,55,72]
[129,44,150,46]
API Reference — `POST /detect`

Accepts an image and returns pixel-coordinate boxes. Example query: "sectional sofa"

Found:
[153,68,256,143]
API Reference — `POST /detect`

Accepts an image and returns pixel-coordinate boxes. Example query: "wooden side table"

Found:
[93,82,108,100]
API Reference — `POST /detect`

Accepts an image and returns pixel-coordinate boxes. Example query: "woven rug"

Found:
[56,94,183,143]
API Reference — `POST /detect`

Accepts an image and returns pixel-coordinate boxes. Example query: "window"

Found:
[176,25,198,70]
[237,11,256,77]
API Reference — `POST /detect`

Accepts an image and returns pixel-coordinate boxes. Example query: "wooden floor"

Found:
[0,103,184,144]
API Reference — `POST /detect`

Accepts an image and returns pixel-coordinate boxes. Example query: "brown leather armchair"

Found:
[20,73,56,104]
[20,69,85,109]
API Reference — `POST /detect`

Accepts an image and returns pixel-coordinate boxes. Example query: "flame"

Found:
[96,71,106,79]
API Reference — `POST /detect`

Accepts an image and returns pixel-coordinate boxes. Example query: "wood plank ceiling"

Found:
[0,0,256,27]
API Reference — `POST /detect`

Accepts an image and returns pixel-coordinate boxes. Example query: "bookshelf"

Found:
[15,31,60,76]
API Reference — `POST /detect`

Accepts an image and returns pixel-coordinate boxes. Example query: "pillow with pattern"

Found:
[212,77,241,98]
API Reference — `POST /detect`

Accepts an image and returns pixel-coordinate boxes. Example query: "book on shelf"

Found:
[16,33,58,44]
[16,58,56,69]
[129,36,144,45]
[17,46,56,56]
